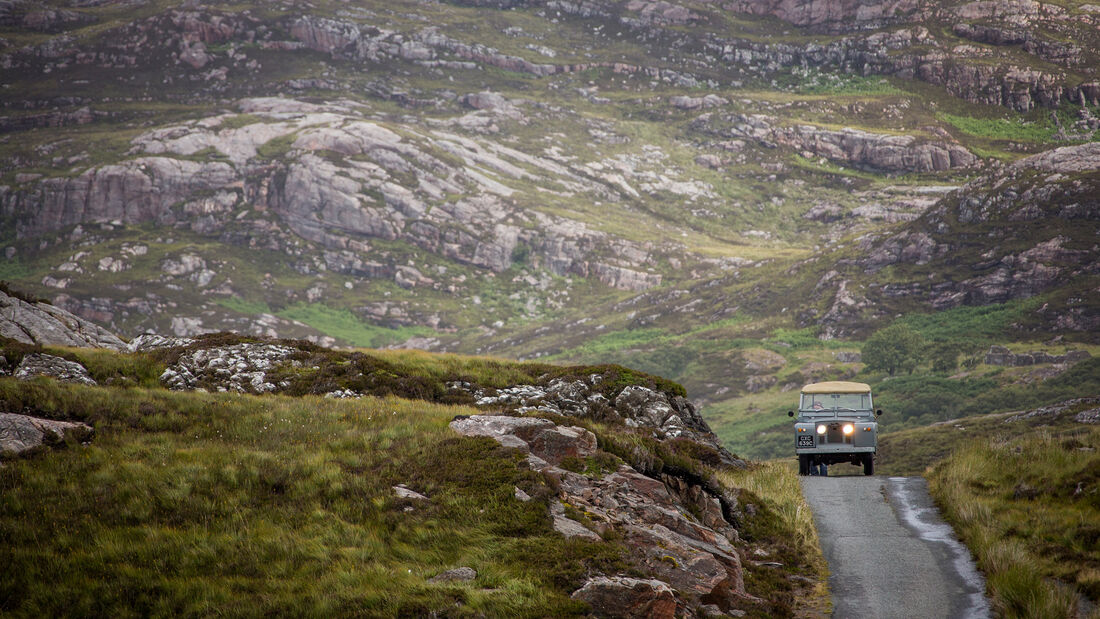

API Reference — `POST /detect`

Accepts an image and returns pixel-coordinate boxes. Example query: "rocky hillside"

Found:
[0,320,824,617]
[1,0,1098,461]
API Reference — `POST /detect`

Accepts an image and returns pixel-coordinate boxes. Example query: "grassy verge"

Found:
[926,409,1100,618]
[719,461,830,617]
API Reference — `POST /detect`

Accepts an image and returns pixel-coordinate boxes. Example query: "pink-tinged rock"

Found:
[0,413,93,456]
[448,415,555,446]
[570,576,676,619]
[553,514,602,541]
[529,425,597,465]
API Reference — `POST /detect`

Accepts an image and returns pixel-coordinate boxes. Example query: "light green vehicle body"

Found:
[789,381,882,476]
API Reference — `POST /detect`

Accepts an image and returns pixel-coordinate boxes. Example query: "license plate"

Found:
[797,435,814,448]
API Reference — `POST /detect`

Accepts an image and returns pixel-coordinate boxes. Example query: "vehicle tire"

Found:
[798,455,809,476]
[863,454,874,476]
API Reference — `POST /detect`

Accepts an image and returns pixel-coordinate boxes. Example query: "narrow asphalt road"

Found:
[801,476,991,619]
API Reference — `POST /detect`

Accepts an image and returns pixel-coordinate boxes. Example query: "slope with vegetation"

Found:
[0,329,826,617]
[0,0,1096,428]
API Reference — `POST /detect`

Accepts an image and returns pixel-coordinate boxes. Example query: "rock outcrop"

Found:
[570,576,677,619]
[0,412,93,456]
[707,113,978,173]
[984,345,1090,367]
[0,288,126,351]
[1,99,664,293]
[13,353,97,385]
[159,342,298,393]
[815,141,1100,335]
[450,414,749,616]
[726,0,921,31]
[465,377,738,463]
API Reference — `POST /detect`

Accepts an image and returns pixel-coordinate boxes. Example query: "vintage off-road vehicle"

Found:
[789,381,882,476]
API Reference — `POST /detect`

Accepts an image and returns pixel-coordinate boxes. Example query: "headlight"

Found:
[842,424,854,435]
[816,425,826,435]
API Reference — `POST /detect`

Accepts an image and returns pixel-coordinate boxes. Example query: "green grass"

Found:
[938,112,1057,143]
[926,405,1100,617]
[872,357,1100,431]
[276,303,434,348]
[216,296,273,316]
[0,380,623,616]
[0,261,38,282]
[718,461,830,617]
[0,338,822,615]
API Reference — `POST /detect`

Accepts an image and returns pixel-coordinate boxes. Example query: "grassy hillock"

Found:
[0,338,825,617]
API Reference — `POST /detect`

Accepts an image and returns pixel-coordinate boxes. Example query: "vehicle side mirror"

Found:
[876,409,883,417]
[788,411,794,417]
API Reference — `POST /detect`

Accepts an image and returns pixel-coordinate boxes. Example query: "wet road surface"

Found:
[801,476,990,619]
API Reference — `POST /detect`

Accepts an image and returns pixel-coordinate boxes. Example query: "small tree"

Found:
[862,324,924,376]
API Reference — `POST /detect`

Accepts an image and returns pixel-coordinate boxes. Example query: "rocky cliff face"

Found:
[700,113,978,173]
[810,142,1100,337]
[2,97,669,296]
[0,287,125,350]
[451,413,750,615]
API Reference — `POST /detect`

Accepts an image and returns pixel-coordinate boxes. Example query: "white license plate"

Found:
[797,435,814,448]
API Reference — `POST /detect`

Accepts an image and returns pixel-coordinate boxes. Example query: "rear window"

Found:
[801,392,872,411]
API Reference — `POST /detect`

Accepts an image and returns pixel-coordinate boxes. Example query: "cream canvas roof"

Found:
[800,381,872,394]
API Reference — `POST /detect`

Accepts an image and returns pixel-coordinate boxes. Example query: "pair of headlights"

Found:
[816,423,854,435]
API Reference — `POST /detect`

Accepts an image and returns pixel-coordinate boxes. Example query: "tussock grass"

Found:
[718,461,830,617]
[0,380,626,616]
[927,418,1100,618]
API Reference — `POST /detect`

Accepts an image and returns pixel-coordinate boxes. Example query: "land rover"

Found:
[788,381,882,476]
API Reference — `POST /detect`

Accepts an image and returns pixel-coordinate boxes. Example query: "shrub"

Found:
[861,324,924,376]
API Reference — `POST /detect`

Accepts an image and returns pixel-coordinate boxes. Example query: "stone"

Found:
[393,485,428,501]
[128,333,195,352]
[553,514,603,541]
[160,342,297,393]
[14,353,97,386]
[428,567,477,583]
[0,289,126,351]
[616,385,675,428]
[448,415,556,447]
[529,425,598,465]
[1076,409,1100,424]
[745,375,777,394]
[719,114,977,173]
[0,412,93,456]
[570,576,677,619]
[446,407,746,610]
[741,349,787,373]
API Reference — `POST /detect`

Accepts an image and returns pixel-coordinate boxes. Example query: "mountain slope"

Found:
[1,0,1098,467]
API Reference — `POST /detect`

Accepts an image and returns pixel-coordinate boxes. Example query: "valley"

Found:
[0,0,1098,615]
